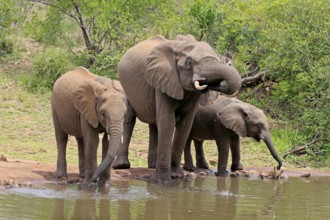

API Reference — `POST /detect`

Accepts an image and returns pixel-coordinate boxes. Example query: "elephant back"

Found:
[53,66,96,93]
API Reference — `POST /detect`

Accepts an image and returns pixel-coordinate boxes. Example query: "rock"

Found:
[230,172,239,177]
[0,155,8,162]
[300,172,311,178]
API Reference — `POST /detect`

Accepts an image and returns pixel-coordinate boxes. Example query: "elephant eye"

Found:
[100,111,106,119]
[185,59,192,69]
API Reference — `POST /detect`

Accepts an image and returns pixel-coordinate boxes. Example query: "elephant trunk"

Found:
[196,60,242,95]
[262,132,282,170]
[92,121,123,181]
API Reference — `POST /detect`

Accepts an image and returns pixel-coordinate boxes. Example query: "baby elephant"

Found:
[183,96,282,176]
[51,67,126,185]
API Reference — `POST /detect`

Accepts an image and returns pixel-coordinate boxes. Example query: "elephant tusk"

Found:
[194,81,208,90]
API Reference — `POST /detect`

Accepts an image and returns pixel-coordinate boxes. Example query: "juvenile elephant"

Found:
[183,96,282,176]
[101,35,241,184]
[51,67,126,185]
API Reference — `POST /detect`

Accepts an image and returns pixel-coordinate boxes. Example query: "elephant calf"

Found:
[183,96,282,176]
[51,66,126,185]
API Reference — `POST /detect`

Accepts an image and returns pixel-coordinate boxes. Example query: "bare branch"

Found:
[241,67,259,78]
[28,0,78,21]
[283,133,320,158]
[241,70,268,86]
[72,2,94,52]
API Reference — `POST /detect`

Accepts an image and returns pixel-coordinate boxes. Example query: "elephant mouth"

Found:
[194,80,225,91]
[206,81,225,90]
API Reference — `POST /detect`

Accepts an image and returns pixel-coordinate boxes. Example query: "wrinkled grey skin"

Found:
[110,35,242,184]
[183,96,282,176]
[51,67,126,186]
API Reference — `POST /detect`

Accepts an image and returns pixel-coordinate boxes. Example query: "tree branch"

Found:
[72,2,94,54]
[241,70,268,86]
[241,67,259,78]
[283,133,320,158]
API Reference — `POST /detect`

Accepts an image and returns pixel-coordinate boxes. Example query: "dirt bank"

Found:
[1,157,330,190]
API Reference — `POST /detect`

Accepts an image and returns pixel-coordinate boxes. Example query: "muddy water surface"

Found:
[1,176,330,219]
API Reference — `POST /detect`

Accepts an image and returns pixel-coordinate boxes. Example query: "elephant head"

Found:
[218,102,282,170]
[72,77,127,179]
[145,35,242,101]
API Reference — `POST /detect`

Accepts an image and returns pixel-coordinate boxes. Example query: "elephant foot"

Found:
[78,181,99,190]
[54,169,68,179]
[97,178,110,188]
[171,166,184,179]
[99,172,110,186]
[112,157,130,169]
[231,163,244,172]
[183,163,196,172]
[196,161,209,169]
[149,172,171,184]
[78,172,85,178]
[78,168,85,178]
[148,161,156,169]
[215,170,228,177]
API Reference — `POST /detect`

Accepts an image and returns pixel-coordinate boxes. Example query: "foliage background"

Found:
[0,0,329,167]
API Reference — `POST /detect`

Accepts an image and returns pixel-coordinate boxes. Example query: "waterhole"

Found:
[1,176,330,219]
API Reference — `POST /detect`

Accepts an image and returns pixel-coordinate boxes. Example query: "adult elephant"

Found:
[98,35,241,183]
[183,96,282,176]
[51,67,126,185]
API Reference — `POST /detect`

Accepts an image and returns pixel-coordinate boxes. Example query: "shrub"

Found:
[26,48,76,92]
[0,39,13,56]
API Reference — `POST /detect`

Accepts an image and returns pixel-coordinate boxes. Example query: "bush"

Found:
[89,48,124,79]
[0,39,13,56]
[25,48,77,92]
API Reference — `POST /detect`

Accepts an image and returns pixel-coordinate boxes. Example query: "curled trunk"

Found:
[197,61,242,95]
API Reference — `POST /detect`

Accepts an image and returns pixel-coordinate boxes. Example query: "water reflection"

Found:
[1,176,330,219]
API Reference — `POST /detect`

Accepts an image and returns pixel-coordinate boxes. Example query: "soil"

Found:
[1,156,330,190]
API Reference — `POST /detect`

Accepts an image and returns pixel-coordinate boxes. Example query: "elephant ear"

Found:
[145,41,184,100]
[112,80,125,93]
[218,103,248,137]
[72,79,105,128]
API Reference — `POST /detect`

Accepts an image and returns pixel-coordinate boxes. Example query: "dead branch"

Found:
[241,70,268,86]
[283,133,320,158]
[241,67,259,78]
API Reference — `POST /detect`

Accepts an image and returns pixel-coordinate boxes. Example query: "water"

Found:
[1,176,330,220]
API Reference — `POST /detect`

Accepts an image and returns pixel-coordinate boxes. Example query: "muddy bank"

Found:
[1,158,330,190]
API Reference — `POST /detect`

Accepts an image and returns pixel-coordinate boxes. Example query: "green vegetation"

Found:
[0,0,329,169]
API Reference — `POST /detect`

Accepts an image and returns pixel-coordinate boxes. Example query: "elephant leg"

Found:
[215,138,230,176]
[112,101,136,169]
[150,93,176,183]
[230,135,243,171]
[82,122,99,184]
[183,138,195,171]
[171,103,199,178]
[151,119,175,183]
[195,140,209,169]
[148,124,158,169]
[75,137,85,178]
[54,127,68,179]
[99,133,110,186]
